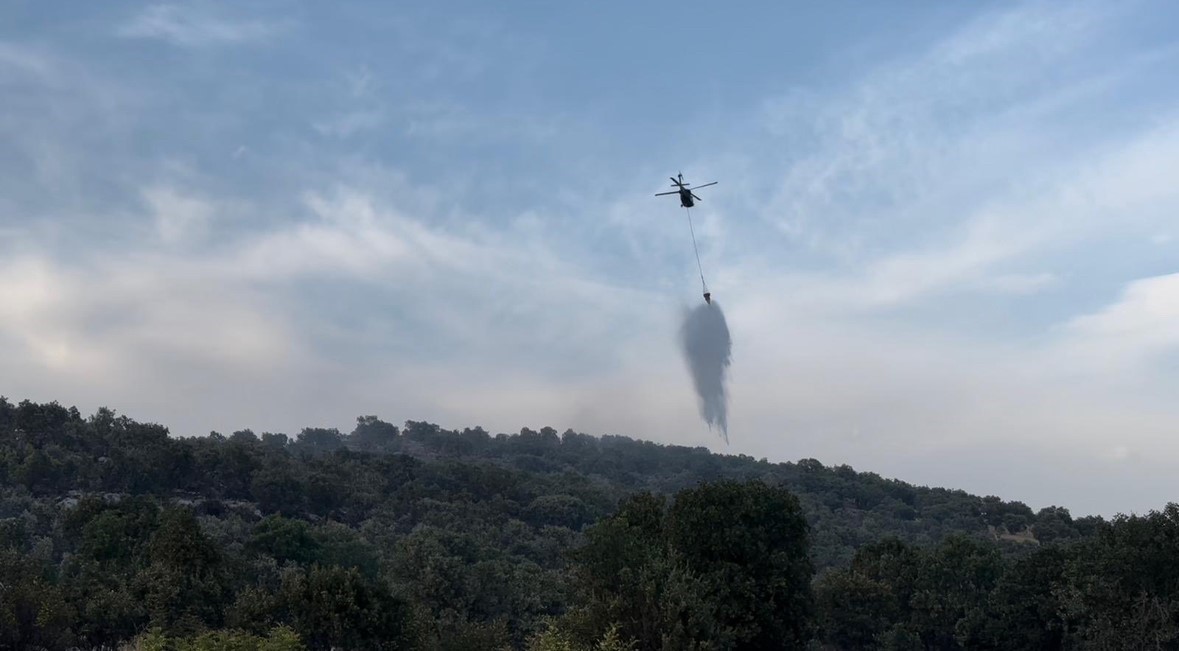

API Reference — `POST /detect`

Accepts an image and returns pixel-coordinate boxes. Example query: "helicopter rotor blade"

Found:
[691,193,702,201]
[655,191,679,196]
[692,182,718,189]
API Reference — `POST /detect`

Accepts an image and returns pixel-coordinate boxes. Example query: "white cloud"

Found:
[755,2,1156,263]
[0,253,294,376]
[972,272,1059,295]
[1063,273,1179,367]
[399,101,561,143]
[345,67,375,98]
[0,258,102,372]
[313,110,385,138]
[740,6,1179,315]
[118,4,282,47]
[0,42,57,81]
[144,186,213,245]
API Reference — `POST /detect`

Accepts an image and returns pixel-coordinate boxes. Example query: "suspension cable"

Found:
[684,206,708,296]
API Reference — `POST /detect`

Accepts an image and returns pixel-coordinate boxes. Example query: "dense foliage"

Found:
[1,397,1174,649]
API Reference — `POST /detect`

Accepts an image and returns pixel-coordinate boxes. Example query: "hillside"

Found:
[4,397,1169,649]
[0,398,1095,565]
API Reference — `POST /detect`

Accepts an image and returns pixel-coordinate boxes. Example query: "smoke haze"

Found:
[680,301,732,442]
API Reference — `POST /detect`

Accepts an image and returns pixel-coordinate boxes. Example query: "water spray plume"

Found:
[680,301,732,442]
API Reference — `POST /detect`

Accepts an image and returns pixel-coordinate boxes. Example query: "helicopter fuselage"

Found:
[678,188,695,208]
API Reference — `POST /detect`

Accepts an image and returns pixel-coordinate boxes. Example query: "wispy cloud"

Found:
[733,1,1179,318]
[1063,272,1179,369]
[756,2,1133,259]
[0,42,58,80]
[0,180,664,433]
[313,110,385,138]
[144,186,213,245]
[118,4,284,47]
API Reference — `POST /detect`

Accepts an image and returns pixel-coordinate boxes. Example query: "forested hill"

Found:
[335,419,1098,565]
[1,398,1095,568]
[0,397,1128,649]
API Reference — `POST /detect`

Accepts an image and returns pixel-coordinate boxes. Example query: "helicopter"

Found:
[656,173,719,304]
[655,173,717,208]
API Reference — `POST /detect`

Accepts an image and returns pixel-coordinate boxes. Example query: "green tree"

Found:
[276,565,413,650]
[814,568,899,648]
[138,507,231,633]
[0,549,73,649]
[127,625,305,651]
[295,427,344,454]
[571,493,666,647]
[61,558,146,646]
[973,546,1068,649]
[572,482,813,650]
[251,466,305,515]
[350,416,400,452]
[909,535,1003,649]
[666,481,814,649]
[1061,504,1179,648]
[247,516,323,566]
[260,432,290,450]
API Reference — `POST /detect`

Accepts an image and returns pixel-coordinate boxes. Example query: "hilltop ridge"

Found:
[0,398,1097,569]
[0,397,1111,648]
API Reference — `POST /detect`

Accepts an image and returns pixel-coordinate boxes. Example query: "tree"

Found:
[0,549,73,649]
[251,466,305,515]
[974,546,1068,650]
[231,429,260,445]
[908,535,1003,649]
[527,494,592,530]
[294,428,344,454]
[349,416,400,451]
[815,568,899,648]
[127,625,305,651]
[260,432,290,450]
[527,623,636,651]
[666,481,814,649]
[276,566,413,650]
[247,516,323,566]
[814,538,923,648]
[1061,504,1179,648]
[138,508,230,633]
[572,481,813,650]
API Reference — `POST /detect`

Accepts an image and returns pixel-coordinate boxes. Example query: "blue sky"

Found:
[3,1,1179,515]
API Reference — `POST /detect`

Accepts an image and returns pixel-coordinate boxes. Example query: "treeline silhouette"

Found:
[2,397,1173,649]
